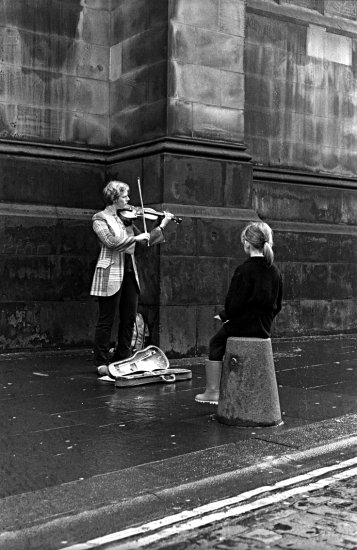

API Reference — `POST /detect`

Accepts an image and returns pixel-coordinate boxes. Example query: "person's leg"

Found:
[195,325,228,404]
[93,293,118,367]
[209,325,229,361]
[113,272,139,361]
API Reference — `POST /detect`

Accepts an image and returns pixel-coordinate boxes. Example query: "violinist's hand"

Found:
[135,232,150,242]
[160,211,174,230]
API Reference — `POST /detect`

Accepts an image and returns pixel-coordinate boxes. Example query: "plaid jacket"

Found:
[90,210,165,297]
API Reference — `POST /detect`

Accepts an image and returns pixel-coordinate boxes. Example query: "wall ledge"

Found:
[247,0,357,37]
[0,137,252,164]
[253,166,357,190]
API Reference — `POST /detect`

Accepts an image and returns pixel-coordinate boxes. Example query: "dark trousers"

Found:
[93,271,139,366]
[209,324,230,361]
[209,321,270,361]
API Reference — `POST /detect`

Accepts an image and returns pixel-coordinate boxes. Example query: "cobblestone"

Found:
[149,474,357,549]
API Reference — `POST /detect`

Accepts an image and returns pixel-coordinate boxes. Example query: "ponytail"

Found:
[241,222,274,267]
[263,241,274,267]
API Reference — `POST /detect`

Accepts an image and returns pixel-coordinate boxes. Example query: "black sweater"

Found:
[220,257,283,338]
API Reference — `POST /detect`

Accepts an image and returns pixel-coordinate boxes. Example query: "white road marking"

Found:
[60,455,357,550]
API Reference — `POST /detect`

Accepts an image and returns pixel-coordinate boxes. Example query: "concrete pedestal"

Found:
[217,337,282,427]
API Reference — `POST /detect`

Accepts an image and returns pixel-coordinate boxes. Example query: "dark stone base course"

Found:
[0,142,356,353]
[0,301,97,351]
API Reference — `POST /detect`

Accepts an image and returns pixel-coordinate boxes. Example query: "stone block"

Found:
[135,244,160,306]
[110,42,122,81]
[107,157,143,201]
[147,61,167,103]
[0,102,109,146]
[246,12,289,49]
[0,155,104,208]
[276,262,302,301]
[69,111,109,145]
[147,0,169,30]
[0,28,108,81]
[274,231,328,263]
[110,69,147,113]
[246,76,272,108]
[82,6,110,46]
[122,27,167,74]
[111,0,147,44]
[269,139,292,165]
[338,149,357,177]
[193,103,244,143]
[196,218,246,257]
[244,41,288,84]
[312,87,327,118]
[246,109,280,139]
[0,300,97,350]
[272,232,357,264]
[171,61,221,106]
[217,337,282,427]
[224,163,252,208]
[341,190,357,224]
[301,263,356,300]
[298,299,357,334]
[158,305,197,358]
[160,256,198,305]
[83,0,109,9]
[162,154,224,206]
[3,0,84,41]
[321,146,340,173]
[159,216,196,257]
[171,23,244,72]
[0,67,109,115]
[0,215,97,258]
[167,98,193,138]
[74,41,108,80]
[331,263,357,298]
[195,257,231,304]
[142,155,162,204]
[219,0,245,37]
[221,71,244,110]
[246,136,270,161]
[0,253,95,302]
[307,24,352,66]
[110,100,166,147]
[325,0,357,20]
[252,181,349,225]
[273,300,302,337]
[170,0,219,30]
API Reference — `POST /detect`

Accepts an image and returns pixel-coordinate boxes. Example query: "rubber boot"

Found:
[195,359,222,404]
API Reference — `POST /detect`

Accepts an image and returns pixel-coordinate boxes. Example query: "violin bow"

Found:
[137,177,149,245]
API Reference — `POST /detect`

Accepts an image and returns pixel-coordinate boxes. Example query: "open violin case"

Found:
[99,346,192,387]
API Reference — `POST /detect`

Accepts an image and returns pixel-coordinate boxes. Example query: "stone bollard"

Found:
[217,337,282,427]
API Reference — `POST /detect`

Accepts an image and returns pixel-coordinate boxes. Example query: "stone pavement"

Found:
[0,335,356,549]
[147,471,357,549]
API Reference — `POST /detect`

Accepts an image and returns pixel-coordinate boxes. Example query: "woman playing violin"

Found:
[90,180,174,375]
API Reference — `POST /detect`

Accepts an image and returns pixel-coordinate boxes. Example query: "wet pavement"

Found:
[0,336,356,549]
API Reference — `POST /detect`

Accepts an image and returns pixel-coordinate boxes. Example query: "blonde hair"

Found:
[241,221,274,266]
[103,180,129,205]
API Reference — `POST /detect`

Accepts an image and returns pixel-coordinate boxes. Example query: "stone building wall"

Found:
[0,0,356,353]
[245,0,357,336]
[0,0,109,349]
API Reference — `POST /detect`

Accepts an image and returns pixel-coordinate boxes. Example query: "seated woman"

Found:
[195,221,283,404]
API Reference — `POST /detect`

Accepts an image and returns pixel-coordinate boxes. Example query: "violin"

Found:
[118,205,182,225]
